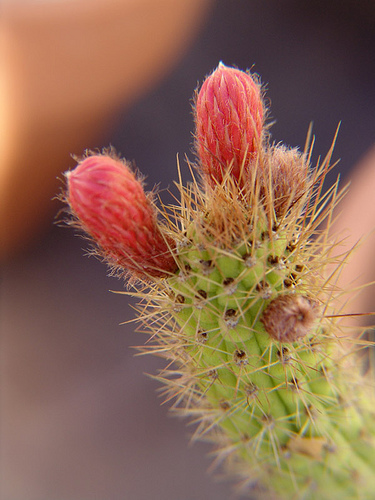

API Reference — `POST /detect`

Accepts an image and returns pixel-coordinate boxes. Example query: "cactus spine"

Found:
[64,63,375,499]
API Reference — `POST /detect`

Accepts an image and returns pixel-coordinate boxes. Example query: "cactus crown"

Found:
[64,63,375,500]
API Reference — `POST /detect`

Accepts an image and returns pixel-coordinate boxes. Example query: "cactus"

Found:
[64,63,375,499]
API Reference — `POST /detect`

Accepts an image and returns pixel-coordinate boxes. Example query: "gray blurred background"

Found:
[1,1,374,499]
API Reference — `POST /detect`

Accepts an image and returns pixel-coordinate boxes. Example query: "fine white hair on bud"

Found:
[260,294,319,343]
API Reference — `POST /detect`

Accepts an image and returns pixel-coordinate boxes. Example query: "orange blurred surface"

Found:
[0,0,213,260]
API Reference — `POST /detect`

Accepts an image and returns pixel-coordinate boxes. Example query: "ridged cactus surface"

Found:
[64,63,375,499]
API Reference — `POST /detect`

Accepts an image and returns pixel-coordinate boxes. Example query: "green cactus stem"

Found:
[135,149,375,499]
[64,64,375,499]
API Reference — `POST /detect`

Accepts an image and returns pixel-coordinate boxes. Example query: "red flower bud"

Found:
[65,154,177,279]
[195,62,264,185]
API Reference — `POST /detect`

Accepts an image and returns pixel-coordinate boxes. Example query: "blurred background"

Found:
[1,1,374,499]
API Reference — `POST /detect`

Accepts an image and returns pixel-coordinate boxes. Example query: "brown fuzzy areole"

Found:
[256,145,309,220]
[260,294,319,342]
[267,145,309,217]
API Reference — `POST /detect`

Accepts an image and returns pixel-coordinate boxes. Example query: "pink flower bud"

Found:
[65,154,177,279]
[195,62,264,185]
